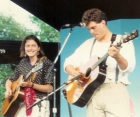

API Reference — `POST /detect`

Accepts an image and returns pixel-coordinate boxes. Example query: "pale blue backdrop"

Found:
[60,19,140,117]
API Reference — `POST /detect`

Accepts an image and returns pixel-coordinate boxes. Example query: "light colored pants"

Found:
[86,83,131,117]
[15,99,50,117]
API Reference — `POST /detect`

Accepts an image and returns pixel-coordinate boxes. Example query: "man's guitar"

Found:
[64,30,138,107]
[1,62,43,116]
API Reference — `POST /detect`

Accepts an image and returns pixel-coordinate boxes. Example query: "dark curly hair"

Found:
[20,35,45,58]
[82,8,107,25]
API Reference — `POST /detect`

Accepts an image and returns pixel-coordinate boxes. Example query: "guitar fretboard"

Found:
[91,53,109,71]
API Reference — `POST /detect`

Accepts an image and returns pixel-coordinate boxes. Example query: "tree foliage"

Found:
[0,64,16,117]
[0,13,59,42]
[29,16,59,42]
[0,13,32,40]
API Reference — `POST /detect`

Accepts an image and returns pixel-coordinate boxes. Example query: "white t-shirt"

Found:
[64,35,136,84]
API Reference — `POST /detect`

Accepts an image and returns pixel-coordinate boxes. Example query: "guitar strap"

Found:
[100,34,116,64]
[90,34,119,82]
[90,38,96,58]
[110,34,119,82]
[104,34,119,83]
[101,34,119,82]
[90,34,116,58]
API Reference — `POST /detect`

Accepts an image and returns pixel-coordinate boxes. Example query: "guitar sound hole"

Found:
[85,68,91,77]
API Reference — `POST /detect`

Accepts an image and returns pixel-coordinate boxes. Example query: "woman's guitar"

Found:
[63,30,138,107]
[1,62,43,117]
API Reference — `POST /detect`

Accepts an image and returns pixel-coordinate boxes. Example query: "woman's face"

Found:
[25,39,40,58]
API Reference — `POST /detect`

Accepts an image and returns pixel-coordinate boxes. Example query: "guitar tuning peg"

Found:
[122,34,127,39]
[124,32,131,37]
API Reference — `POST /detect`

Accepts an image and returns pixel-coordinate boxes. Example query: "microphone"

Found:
[0,49,6,53]
[62,22,86,29]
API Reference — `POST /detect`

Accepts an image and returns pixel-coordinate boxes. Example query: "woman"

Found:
[4,35,54,117]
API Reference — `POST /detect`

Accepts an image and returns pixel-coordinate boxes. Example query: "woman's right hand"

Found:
[4,88,12,98]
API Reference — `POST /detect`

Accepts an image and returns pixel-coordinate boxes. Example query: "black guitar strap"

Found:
[90,34,119,82]
[90,34,116,58]
[102,34,119,83]
[111,34,117,44]
[111,34,119,82]
[99,34,116,69]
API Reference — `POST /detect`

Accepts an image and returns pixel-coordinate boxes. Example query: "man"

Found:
[64,8,136,117]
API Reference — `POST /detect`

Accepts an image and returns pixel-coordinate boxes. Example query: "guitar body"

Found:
[1,62,43,116]
[65,56,106,107]
[1,75,24,116]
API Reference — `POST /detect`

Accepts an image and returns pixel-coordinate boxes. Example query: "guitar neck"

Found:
[24,62,43,81]
[90,31,136,71]
[25,70,32,81]
[90,36,120,71]
[91,53,109,71]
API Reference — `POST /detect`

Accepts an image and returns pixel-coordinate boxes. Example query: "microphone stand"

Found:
[53,68,57,117]
[38,102,42,117]
[62,90,73,117]
[27,27,74,117]
[47,27,73,117]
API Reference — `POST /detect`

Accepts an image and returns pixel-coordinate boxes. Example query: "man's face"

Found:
[86,20,106,41]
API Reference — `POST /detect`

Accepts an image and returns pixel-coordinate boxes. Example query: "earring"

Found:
[24,53,26,57]
[37,51,39,55]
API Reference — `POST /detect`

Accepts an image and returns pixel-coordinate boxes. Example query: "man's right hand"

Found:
[71,70,82,77]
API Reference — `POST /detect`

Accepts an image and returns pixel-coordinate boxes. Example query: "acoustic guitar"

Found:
[1,62,43,116]
[64,30,138,107]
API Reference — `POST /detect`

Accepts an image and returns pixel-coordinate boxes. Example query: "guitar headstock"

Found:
[122,30,138,43]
